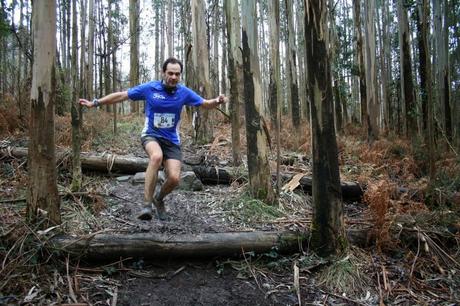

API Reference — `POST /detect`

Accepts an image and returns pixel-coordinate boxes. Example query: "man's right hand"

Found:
[79,98,95,108]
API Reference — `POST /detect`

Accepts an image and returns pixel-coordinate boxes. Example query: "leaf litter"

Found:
[0,115,459,305]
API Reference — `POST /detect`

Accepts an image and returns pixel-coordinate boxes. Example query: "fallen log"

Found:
[51,231,307,260]
[50,227,376,260]
[192,166,364,201]
[1,146,364,200]
[1,146,149,173]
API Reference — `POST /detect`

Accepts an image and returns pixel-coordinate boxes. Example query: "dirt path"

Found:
[115,260,296,306]
[71,176,315,305]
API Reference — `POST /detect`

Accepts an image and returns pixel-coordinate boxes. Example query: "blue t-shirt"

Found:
[128,81,203,145]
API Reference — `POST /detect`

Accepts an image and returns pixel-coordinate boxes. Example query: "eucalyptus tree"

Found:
[27,0,61,225]
[381,0,392,130]
[285,0,300,144]
[0,1,9,96]
[417,0,435,178]
[329,0,343,133]
[154,0,160,79]
[103,1,112,113]
[87,0,95,99]
[397,0,417,139]
[71,0,82,191]
[129,0,140,113]
[434,0,452,141]
[224,0,242,166]
[364,0,379,141]
[305,0,346,257]
[211,0,220,97]
[241,0,274,204]
[352,0,367,128]
[79,0,87,97]
[191,0,214,144]
[167,0,174,57]
[268,0,282,198]
[268,0,280,127]
[295,0,308,120]
[108,0,117,132]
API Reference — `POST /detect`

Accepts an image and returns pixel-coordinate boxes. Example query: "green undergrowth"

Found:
[215,248,328,279]
[225,192,285,225]
[90,115,144,153]
[317,248,372,298]
[425,168,460,210]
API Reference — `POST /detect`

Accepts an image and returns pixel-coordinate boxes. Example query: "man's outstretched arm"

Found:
[200,94,228,109]
[79,91,129,108]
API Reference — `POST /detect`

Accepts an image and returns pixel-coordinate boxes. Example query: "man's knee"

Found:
[166,173,180,187]
[148,153,163,167]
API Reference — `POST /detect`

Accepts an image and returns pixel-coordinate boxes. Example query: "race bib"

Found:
[154,113,175,128]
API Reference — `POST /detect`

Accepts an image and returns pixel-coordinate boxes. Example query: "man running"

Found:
[79,57,227,221]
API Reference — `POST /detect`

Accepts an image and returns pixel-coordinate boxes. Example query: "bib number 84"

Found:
[154,113,175,128]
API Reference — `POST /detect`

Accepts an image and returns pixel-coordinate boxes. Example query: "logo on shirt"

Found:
[153,93,166,100]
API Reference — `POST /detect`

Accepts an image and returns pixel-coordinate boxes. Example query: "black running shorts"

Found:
[141,135,182,161]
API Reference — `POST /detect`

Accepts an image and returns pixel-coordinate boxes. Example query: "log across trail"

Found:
[51,231,306,260]
[50,228,374,260]
[1,146,363,200]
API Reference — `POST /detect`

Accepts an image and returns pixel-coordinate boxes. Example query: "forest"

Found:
[0,0,459,305]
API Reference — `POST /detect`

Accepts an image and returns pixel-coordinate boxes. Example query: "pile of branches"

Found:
[0,203,122,305]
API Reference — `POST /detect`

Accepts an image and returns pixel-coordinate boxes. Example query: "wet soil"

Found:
[114,260,296,306]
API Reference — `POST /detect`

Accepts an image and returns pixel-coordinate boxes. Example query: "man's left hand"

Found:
[217,95,228,105]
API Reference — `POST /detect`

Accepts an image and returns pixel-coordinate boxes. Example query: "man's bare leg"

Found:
[153,158,181,220]
[138,141,163,220]
[157,158,181,200]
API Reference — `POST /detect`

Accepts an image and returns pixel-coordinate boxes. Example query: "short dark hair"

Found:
[162,57,183,73]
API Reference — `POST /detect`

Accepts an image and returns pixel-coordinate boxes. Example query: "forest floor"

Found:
[1,111,460,305]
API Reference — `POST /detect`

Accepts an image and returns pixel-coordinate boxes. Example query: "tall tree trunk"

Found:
[87,0,94,99]
[285,0,300,145]
[160,2,165,64]
[377,2,389,132]
[296,0,308,121]
[383,0,392,131]
[340,0,349,125]
[129,0,139,113]
[352,0,367,128]
[97,0,103,99]
[109,1,117,134]
[241,0,274,204]
[364,0,379,142]
[417,0,435,179]
[398,0,417,140]
[224,0,242,166]
[212,0,220,97]
[334,79,343,134]
[66,0,71,72]
[71,0,82,192]
[27,0,61,225]
[221,14,227,97]
[17,0,24,120]
[79,0,87,97]
[442,0,452,142]
[155,1,160,79]
[191,0,213,144]
[167,0,174,57]
[329,0,342,134]
[305,0,345,257]
[104,4,112,113]
[59,0,67,71]
[268,0,281,199]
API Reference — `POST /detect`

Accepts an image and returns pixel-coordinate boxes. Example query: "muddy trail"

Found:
[55,178,329,306]
[1,119,460,305]
[112,259,295,306]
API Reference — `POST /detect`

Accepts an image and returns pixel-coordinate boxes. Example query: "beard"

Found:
[162,78,177,93]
